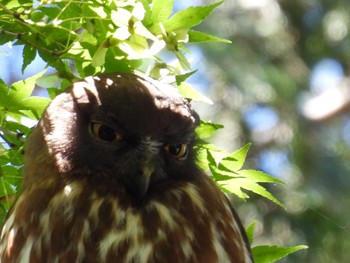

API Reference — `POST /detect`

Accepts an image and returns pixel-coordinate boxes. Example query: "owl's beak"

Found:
[126,160,154,202]
[138,162,154,197]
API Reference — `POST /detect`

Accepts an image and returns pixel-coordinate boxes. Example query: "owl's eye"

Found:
[90,123,123,142]
[164,144,188,160]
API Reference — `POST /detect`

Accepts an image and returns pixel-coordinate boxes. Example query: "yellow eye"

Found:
[90,123,123,142]
[164,144,188,159]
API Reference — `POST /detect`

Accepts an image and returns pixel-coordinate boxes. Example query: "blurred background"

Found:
[191,0,350,262]
[1,0,350,262]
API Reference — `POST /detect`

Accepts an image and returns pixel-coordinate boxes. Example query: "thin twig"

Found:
[0,28,67,56]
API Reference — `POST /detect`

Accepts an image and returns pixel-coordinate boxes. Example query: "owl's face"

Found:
[25,73,199,203]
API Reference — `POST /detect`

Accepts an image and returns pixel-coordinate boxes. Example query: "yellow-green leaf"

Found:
[188,29,231,43]
[252,245,308,263]
[151,0,173,24]
[218,143,251,172]
[220,178,284,207]
[178,83,213,104]
[164,1,223,32]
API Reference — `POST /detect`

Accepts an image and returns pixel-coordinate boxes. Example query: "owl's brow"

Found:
[90,114,125,130]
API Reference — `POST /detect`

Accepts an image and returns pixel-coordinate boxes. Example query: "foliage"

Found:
[197,0,350,262]
[0,0,306,261]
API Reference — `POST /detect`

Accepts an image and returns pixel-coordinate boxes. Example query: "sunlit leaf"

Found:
[11,70,46,100]
[151,0,173,24]
[178,82,213,104]
[0,71,46,113]
[218,143,251,172]
[195,121,224,139]
[21,97,51,117]
[220,178,250,199]
[220,178,284,207]
[239,170,285,184]
[245,221,256,245]
[188,30,231,43]
[134,21,158,41]
[36,74,61,89]
[252,245,308,263]
[164,1,223,32]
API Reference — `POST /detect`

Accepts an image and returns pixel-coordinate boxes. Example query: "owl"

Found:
[0,73,253,263]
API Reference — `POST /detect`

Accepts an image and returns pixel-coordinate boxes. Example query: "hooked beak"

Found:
[125,160,155,203]
[123,137,160,203]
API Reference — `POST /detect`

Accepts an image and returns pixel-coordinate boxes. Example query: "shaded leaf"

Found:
[92,44,108,67]
[175,51,191,71]
[0,170,17,197]
[175,70,198,85]
[22,45,37,73]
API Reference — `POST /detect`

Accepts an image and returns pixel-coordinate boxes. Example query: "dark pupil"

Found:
[168,144,181,155]
[98,125,117,141]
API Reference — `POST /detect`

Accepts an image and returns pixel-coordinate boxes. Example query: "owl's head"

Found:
[24,73,200,203]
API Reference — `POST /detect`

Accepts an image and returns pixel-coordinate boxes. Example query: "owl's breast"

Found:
[1,177,251,263]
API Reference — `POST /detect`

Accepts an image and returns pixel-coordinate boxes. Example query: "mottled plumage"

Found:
[1,73,253,262]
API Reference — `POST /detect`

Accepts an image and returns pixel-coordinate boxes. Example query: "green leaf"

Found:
[220,178,250,199]
[175,70,198,85]
[178,82,213,104]
[152,0,173,24]
[11,70,46,100]
[21,97,51,117]
[198,140,228,163]
[92,43,108,68]
[175,51,191,71]
[195,121,224,139]
[7,148,24,167]
[164,1,223,32]
[218,143,251,172]
[195,140,228,171]
[88,5,107,19]
[245,221,256,245]
[0,176,17,198]
[22,45,37,73]
[239,170,285,185]
[252,245,308,263]
[4,120,31,137]
[220,178,284,207]
[209,162,236,182]
[0,71,46,113]
[36,74,61,89]
[188,30,231,43]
